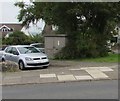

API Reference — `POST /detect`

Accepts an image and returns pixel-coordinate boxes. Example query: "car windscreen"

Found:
[17,47,40,54]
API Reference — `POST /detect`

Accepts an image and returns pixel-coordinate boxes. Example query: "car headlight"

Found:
[25,57,33,61]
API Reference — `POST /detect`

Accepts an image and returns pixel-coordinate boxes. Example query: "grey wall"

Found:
[44,34,67,58]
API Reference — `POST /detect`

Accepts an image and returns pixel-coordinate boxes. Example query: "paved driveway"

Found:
[1,60,118,85]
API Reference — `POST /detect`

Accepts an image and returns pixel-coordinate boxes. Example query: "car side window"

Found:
[5,47,12,54]
[12,47,19,55]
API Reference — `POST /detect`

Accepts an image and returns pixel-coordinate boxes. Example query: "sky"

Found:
[0,1,45,35]
[0,1,20,23]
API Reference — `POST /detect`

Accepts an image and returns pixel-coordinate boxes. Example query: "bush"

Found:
[55,31,109,59]
[3,31,44,45]
[3,31,30,45]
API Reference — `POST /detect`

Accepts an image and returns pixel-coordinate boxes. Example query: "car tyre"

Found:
[19,61,25,70]
[2,58,5,62]
[42,66,48,69]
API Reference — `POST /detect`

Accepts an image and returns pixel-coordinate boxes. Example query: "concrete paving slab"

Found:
[57,75,76,81]
[1,62,118,85]
[104,72,118,79]
[3,76,21,79]
[0,80,2,85]
[75,75,93,80]
[21,71,31,73]
[85,69,109,79]
[86,67,100,69]
[40,74,56,78]
[0,73,2,85]
[21,76,40,84]
[69,68,81,71]
[39,78,58,83]
[112,68,118,72]
[21,75,40,78]
[109,65,118,68]
[80,67,102,69]
[99,67,114,72]
[21,72,41,77]
[48,68,64,73]
[3,72,23,77]
[49,69,72,75]
[36,69,50,74]
[70,70,88,76]
[80,67,88,70]
[80,67,113,71]
[56,71,72,75]
[3,76,21,85]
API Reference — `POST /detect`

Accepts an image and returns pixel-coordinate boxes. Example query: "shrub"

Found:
[1,61,20,72]
[3,31,44,45]
[55,31,109,59]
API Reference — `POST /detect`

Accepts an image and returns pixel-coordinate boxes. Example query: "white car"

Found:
[30,43,45,53]
[2,45,49,70]
[0,50,4,61]
[0,45,7,61]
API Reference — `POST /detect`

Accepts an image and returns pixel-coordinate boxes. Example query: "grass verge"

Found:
[78,53,119,63]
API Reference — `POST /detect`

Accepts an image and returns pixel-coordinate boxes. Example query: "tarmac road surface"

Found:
[2,80,118,99]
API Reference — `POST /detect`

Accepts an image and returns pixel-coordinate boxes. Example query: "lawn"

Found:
[78,53,119,63]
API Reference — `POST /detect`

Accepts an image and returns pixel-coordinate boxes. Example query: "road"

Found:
[2,80,118,99]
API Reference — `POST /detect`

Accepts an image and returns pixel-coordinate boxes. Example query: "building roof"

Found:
[0,23,23,37]
[0,23,23,30]
[0,25,11,30]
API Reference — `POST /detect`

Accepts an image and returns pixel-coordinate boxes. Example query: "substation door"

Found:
[44,34,67,58]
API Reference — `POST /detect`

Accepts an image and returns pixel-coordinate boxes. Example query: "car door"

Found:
[10,47,19,63]
[4,47,13,61]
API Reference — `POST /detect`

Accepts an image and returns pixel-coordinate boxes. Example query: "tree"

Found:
[3,31,44,45]
[15,2,120,58]
[3,31,31,45]
[29,34,44,43]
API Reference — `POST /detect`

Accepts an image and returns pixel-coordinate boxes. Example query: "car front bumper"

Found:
[24,59,49,68]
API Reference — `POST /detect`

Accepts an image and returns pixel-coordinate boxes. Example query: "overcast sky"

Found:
[0,1,45,34]
[0,0,30,23]
[0,1,21,23]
